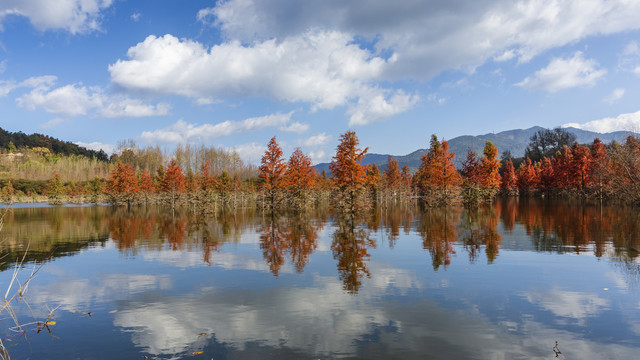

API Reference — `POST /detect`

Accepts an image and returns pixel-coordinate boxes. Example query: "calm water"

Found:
[1,200,639,359]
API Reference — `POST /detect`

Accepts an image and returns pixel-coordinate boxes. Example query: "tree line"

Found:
[1,128,640,207]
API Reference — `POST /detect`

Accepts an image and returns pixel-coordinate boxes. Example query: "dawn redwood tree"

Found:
[106,162,139,206]
[515,158,538,193]
[138,169,155,204]
[383,156,402,197]
[500,159,517,194]
[401,165,413,196]
[365,163,382,201]
[589,138,611,197]
[538,157,555,193]
[479,141,501,190]
[460,149,480,183]
[162,159,185,209]
[330,130,368,212]
[568,142,592,191]
[414,135,461,205]
[284,148,316,209]
[259,137,287,209]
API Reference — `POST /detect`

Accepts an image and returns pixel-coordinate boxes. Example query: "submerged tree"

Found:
[161,160,185,209]
[330,131,369,213]
[105,163,139,206]
[259,137,287,210]
[414,135,461,206]
[284,148,316,210]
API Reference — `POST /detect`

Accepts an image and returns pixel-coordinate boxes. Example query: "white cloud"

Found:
[0,75,56,97]
[523,289,609,322]
[602,88,625,105]
[517,52,606,92]
[74,141,115,154]
[0,0,113,34]
[231,142,266,164]
[348,89,419,126]
[109,32,418,124]
[18,83,102,117]
[14,77,169,120]
[280,121,309,133]
[208,0,640,79]
[493,49,516,62]
[131,12,141,22]
[303,133,330,147]
[109,32,388,111]
[139,112,293,145]
[196,7,215,24]
[563,110,640,133]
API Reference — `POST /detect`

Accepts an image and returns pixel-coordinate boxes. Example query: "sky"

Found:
[0,0,640,164]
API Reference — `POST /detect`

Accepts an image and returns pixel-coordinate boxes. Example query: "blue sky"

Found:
[1,0,640,164]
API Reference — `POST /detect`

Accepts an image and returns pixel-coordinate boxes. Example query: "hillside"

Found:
[314,126,638,174]
[0,127,108,161]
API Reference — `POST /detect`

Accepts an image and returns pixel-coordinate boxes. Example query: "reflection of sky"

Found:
[2,219,640,359]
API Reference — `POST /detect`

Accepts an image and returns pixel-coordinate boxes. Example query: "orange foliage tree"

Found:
[500,159,517,194]
[259,137,287,209]
[106,162,139,206]
[515,158,538,193]
[284,148,316,209]
[138,169,155,203]
[330,131,369,212]
[161,159,185,208]
[414,135,461,205]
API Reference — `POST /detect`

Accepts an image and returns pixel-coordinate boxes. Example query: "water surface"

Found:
[1,200,639,359]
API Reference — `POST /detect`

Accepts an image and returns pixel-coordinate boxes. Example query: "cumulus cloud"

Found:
[303,133,330,147]
[109,32,389,110]
[74,141,115,154]
[516,52,606,92]
[139,112,293,145]
[602,88,625,105]
[563,110,640,133]
[14,77,169,119]
[348,89,419,126]
[0,0,113,34]
[208,0,640,79]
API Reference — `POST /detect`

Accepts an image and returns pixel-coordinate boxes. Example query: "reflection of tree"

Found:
[417,207,460,270]
[459,206,502,264]
[285,216,318,273]
[331,216,376,294]
[258,214,319,276]
[259,215,288,276]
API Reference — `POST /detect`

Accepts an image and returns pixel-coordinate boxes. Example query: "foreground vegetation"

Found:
[1,128,640,209]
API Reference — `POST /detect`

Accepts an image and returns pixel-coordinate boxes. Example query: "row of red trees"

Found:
[99,130,640,208]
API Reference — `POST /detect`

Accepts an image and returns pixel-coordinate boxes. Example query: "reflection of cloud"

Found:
[32,273,172,311]
[113,275,390,356]
[522,289,609,321]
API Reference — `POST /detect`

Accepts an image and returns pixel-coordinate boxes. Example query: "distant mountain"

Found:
[0,127,109,161]
[314,126,638,174]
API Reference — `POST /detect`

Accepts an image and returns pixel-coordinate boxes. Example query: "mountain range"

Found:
[313,126,638,174]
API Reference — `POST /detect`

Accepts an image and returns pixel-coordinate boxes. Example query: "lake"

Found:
[1,199,639,359]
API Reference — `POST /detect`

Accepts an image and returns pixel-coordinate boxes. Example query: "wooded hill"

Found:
[0,127,108,161]
[314,126,639,173]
